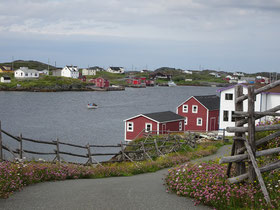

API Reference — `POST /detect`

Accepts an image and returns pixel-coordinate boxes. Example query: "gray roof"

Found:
[143,111,184,123]
[193,95,220,111]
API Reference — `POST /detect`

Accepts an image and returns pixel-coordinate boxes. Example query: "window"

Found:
[185,117,188,125]
[225,93,233,100]
[231,111,235,122]
[35,73,38,76]
[179,121,182,131]
[145,123,152,132]
[223,110,229,122]
[182,105,188,113]
[25,73,28,76]
[127,122,134,132]
[192,105,198,113]
[197,118,202,126]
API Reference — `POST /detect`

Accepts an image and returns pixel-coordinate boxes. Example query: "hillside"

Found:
[0,60,57,71]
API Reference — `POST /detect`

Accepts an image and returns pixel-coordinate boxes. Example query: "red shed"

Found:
[176,95,220,132]
[91,77,110,88]
[124,111,185,141]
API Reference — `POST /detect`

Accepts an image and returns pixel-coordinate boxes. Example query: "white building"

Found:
[107,67,124,74]
[82,68,96,76]
[183,70,193,74]
[61,66,79,79]
[39,69,49,75]
[233,72,245,77]
[0,76,11,83]
[217,83,280,135]
[14,67,39,79]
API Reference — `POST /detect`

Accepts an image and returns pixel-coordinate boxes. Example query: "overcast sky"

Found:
[0,0,280,72]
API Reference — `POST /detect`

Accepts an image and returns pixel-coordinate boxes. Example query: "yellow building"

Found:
[0,66,12,73]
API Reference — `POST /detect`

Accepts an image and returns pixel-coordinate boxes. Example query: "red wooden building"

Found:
[124,111,185,141]
[176,95,220,132]
[90,77,110,88]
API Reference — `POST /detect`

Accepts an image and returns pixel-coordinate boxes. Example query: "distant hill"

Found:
[154,67,183,75]
[0,60,57,71]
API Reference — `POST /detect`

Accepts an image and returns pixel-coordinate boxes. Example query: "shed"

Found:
[124,111,185,141]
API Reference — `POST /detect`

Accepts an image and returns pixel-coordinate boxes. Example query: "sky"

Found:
[0,0,280,73]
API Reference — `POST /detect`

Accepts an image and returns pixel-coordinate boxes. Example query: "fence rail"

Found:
[219,80,280,206]
[0,123,197,166]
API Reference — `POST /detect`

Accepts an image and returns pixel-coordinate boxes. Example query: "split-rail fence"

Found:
[0,125,197,166]
[219,80,280,206]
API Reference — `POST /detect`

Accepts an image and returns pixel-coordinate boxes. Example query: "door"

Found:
[210,118,216,131]
[162,124,166,134]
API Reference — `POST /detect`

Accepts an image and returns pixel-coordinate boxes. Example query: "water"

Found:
[0,86,218,162]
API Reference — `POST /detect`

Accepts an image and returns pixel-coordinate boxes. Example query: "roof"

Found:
[16,67,38,73]
[124,111,185,123]
[109,67,123,71]
[217,83,280,94]
[193,95,220,111]
[143,111,184,123]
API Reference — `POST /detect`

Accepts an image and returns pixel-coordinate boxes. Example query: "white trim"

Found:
[185,117,188,125]
[179,121,183,131]
[192,105,198,113]
[182,105,188,113]
[124,121,127,141]
[197,118,203,126]
[206,109,209,131]
[127,122,134,132]
[145,123,152,132]
[157,123,159,135]
[124,114,184,124]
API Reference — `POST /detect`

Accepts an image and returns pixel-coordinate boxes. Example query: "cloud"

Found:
[0,0,279,41]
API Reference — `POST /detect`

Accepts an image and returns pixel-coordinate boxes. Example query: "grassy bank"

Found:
[0,141,225,199]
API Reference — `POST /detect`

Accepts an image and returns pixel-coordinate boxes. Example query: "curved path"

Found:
[0,145,231,210]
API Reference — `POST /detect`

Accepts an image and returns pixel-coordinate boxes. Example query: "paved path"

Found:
[0,145,231,210]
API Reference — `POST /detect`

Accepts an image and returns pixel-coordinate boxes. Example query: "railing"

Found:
[219,80,280,206]
[0,122,197,166]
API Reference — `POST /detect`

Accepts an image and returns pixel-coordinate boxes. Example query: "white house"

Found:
[61,66,79,79]
[183,70,193,74]
[233,72,245,77]
[217,83,280,135]
[14,67,39,79]
[39,69,49,75]
[107,67,124,74]
[82,68,96,76]
[0,76,11,83]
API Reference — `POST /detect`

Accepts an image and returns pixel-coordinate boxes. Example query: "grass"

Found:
[0,141,225,199]
[0,74,85,89]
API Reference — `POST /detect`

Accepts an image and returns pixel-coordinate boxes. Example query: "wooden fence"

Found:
[0,123,197,166]
[219,80,280,205]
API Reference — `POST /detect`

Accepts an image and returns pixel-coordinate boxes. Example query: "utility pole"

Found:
[12,56,14,71]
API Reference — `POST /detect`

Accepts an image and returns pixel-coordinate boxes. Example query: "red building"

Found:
[90,77,110,88]
[124,111,185,141]
[176,95,220,132]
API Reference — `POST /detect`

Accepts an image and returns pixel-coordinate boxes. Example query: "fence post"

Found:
[154,139,160,156]
[0,121,3,161]
[120,141,125,161]
[233,85,246,176]
[19,133,23,159]
[86,143,93,165]
[248,85,257,182]
[56,138,61,162]
[222,129,225,143]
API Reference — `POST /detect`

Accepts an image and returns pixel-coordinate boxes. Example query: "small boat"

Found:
[168,80,177,87]
[87,103,98,109]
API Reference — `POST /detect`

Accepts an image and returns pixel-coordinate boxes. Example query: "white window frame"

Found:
[192,105,198,113]
[225,93,233,100]
[127,122,134,132]
[182,105,188,113]
[197,118,202,126]
[145,123,152,132]
[179,121,182,131]
[185,117,188,125]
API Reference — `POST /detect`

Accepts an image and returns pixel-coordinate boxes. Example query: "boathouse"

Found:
[176,95,220,132]
[124,111,185,141]
[90,77,110,88]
